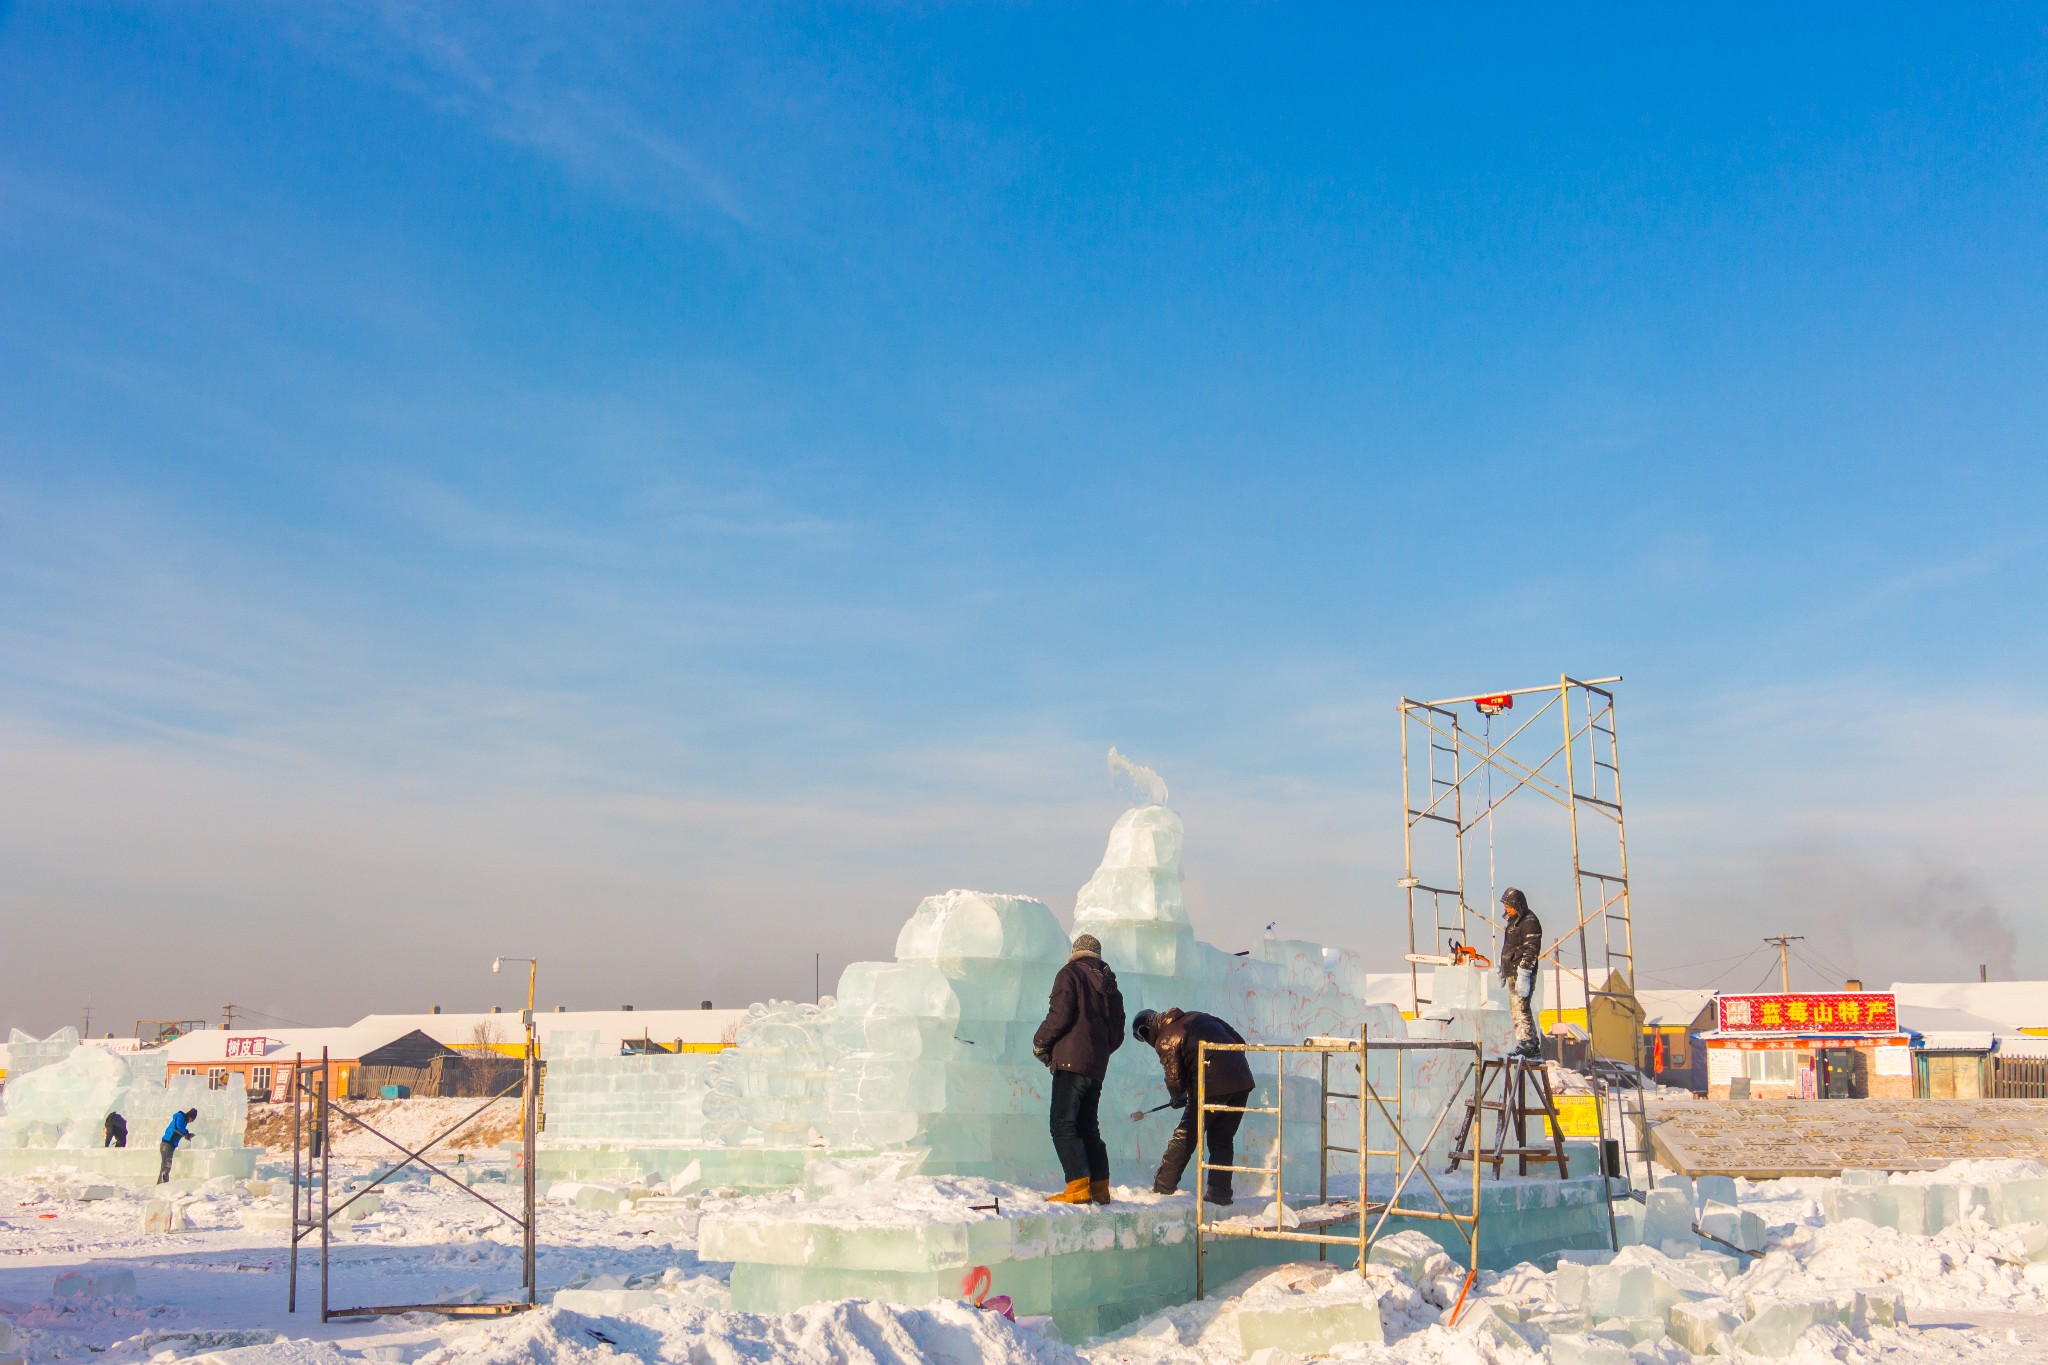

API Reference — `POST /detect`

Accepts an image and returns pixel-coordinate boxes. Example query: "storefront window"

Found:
[1744,1050,1798,1084]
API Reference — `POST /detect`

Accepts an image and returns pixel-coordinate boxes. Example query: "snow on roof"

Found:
[1890,981,2048,1033]
[160,1020,428,1066]
[1636,989,1716,1028]
[1896,1003,2008,1052]
[366,1009,751,1050]
[157,1007,755,1064]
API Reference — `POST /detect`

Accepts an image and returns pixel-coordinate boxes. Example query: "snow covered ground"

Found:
[2,1156,2046,1365]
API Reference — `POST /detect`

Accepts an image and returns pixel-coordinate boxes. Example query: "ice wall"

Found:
[539,804,1517,1192]
[0,1031,247,1150]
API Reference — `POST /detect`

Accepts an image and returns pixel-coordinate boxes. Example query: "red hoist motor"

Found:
[1474,693,1513,718]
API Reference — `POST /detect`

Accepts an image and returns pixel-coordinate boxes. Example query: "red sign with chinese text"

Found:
[1716,992,1896,1035]
[223,1035,274,1058]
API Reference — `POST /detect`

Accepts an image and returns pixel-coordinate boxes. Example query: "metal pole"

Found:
[1194,1041,1208,1299]
[1561,679,1600,1059]
[289,1054,301,1312]
[1402,703,1420,1016]
[1357,1023,1369,1272]
[319,1047,331,1323]
[1274,1052,1285,1224]
[1604,693,1636,990]
[1318,1050,1328,1262]
[524,1010,538,1301]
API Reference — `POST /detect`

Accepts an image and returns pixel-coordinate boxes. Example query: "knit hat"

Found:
[1070,933,1102,958]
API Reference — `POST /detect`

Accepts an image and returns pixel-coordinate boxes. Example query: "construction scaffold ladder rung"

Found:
[1192,1032,1485,1317]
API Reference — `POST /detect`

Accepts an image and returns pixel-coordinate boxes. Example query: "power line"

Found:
[1790,944,1853,989]
[1637,948,1762,977]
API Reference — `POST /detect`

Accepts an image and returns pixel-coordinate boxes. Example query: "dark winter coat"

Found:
[1501,909,1544,976]
[1149,1008,1255,1101]
[1032,954,1126,1080]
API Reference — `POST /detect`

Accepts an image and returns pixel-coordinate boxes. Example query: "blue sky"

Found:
[2,5,2044,1034]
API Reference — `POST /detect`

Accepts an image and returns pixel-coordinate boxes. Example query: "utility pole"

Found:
[222,1003,237,1030]
[82,1005,92,1038]
[1764,936,1804,994]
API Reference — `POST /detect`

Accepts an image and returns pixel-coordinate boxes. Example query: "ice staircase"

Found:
[1446,1056,1569,1179]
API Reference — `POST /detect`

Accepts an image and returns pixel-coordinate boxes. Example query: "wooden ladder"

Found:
[1446,1056,1571,1178]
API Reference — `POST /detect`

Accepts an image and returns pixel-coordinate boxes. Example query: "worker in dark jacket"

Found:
[1032,932,1125,1204]
[103,1111,127,1148]
[1133,1008,1255,1205]
[1499,887,1543,1059]
[159,1107,198,1184]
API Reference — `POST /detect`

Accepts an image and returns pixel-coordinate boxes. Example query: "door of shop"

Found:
[1817,1048,1864,1099]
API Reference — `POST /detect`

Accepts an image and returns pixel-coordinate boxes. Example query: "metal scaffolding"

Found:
[1399,674,1635,1055]
[1192,1032,1483,1316]
[289,1021,539,1319]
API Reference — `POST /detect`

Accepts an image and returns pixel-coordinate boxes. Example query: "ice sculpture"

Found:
[0,1031,247,1151]
[540,802,1519,1194]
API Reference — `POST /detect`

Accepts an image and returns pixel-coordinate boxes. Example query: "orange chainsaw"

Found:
[1403,939,1492,969]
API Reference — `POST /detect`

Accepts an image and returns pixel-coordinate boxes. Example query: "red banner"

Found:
[1716,992,1896,1035]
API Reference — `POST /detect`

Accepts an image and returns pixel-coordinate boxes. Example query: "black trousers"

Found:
[1154,1088,1252,1194]
[105,1131,126,1148]
[1048,1071,1109,1182]
[158,1139,177,1183]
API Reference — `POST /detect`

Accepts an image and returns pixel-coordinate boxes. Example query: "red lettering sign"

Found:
[224,1036,273,1059]
[1717,993,1895,1035]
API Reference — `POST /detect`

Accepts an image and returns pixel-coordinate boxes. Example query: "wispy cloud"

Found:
[316,5,763,227]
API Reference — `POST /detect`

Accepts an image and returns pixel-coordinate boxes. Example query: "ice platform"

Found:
[699,1172,1615,1339]
[0,1146,260,1186]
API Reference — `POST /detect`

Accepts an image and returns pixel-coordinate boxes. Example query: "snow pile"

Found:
[409,1297,1081,1365]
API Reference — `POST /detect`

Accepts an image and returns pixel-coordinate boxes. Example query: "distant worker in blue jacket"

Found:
[159,1107,198,1184]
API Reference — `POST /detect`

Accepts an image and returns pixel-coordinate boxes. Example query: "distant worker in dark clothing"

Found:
[1032,932,1125,1205]
[159,1107,198,1184]
[1133,1008,1256,1205]
[1499,887,1544,1059]
[103,1111,127,1148]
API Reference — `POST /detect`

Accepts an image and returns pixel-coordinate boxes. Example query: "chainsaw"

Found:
[1403,939,1492,969]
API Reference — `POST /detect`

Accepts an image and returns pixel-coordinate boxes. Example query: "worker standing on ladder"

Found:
[1499,888,1543,1059]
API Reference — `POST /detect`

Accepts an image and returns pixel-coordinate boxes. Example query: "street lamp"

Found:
[492,955,538,1015]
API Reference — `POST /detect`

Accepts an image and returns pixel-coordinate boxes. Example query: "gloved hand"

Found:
[1032,1046,1052,1069]
[1168,1090,1188,1110]
[1515,967,1535,999]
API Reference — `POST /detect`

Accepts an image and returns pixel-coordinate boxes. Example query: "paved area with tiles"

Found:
[1643,1097,2048,1176]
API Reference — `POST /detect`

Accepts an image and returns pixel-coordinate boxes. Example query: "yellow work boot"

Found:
[1089,1179,1112,1205]
[1045,1177,1092,1203]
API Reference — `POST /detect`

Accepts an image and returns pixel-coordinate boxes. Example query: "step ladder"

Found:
[1445,1056,1570,1178]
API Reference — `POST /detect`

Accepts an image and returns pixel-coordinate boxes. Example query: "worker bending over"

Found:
[1132,1007,1254,1206]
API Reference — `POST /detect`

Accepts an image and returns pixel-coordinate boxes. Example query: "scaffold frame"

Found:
[288,1023,540,1320]
[1399,674,1636,1054]
[1192,1032,1484,1317]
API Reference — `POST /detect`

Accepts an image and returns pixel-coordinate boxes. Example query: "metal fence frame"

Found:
[288,1019,539,1320]
[1192,1031,1483,1317]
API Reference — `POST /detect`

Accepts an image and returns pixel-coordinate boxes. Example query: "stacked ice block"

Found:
[540,1030,716,1145]
[1819,1167,2048,1235]
[0,1031,254,1184]
[538,802,1524,1194]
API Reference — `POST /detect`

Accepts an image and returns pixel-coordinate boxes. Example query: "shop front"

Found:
[1702,991,1913,1100]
